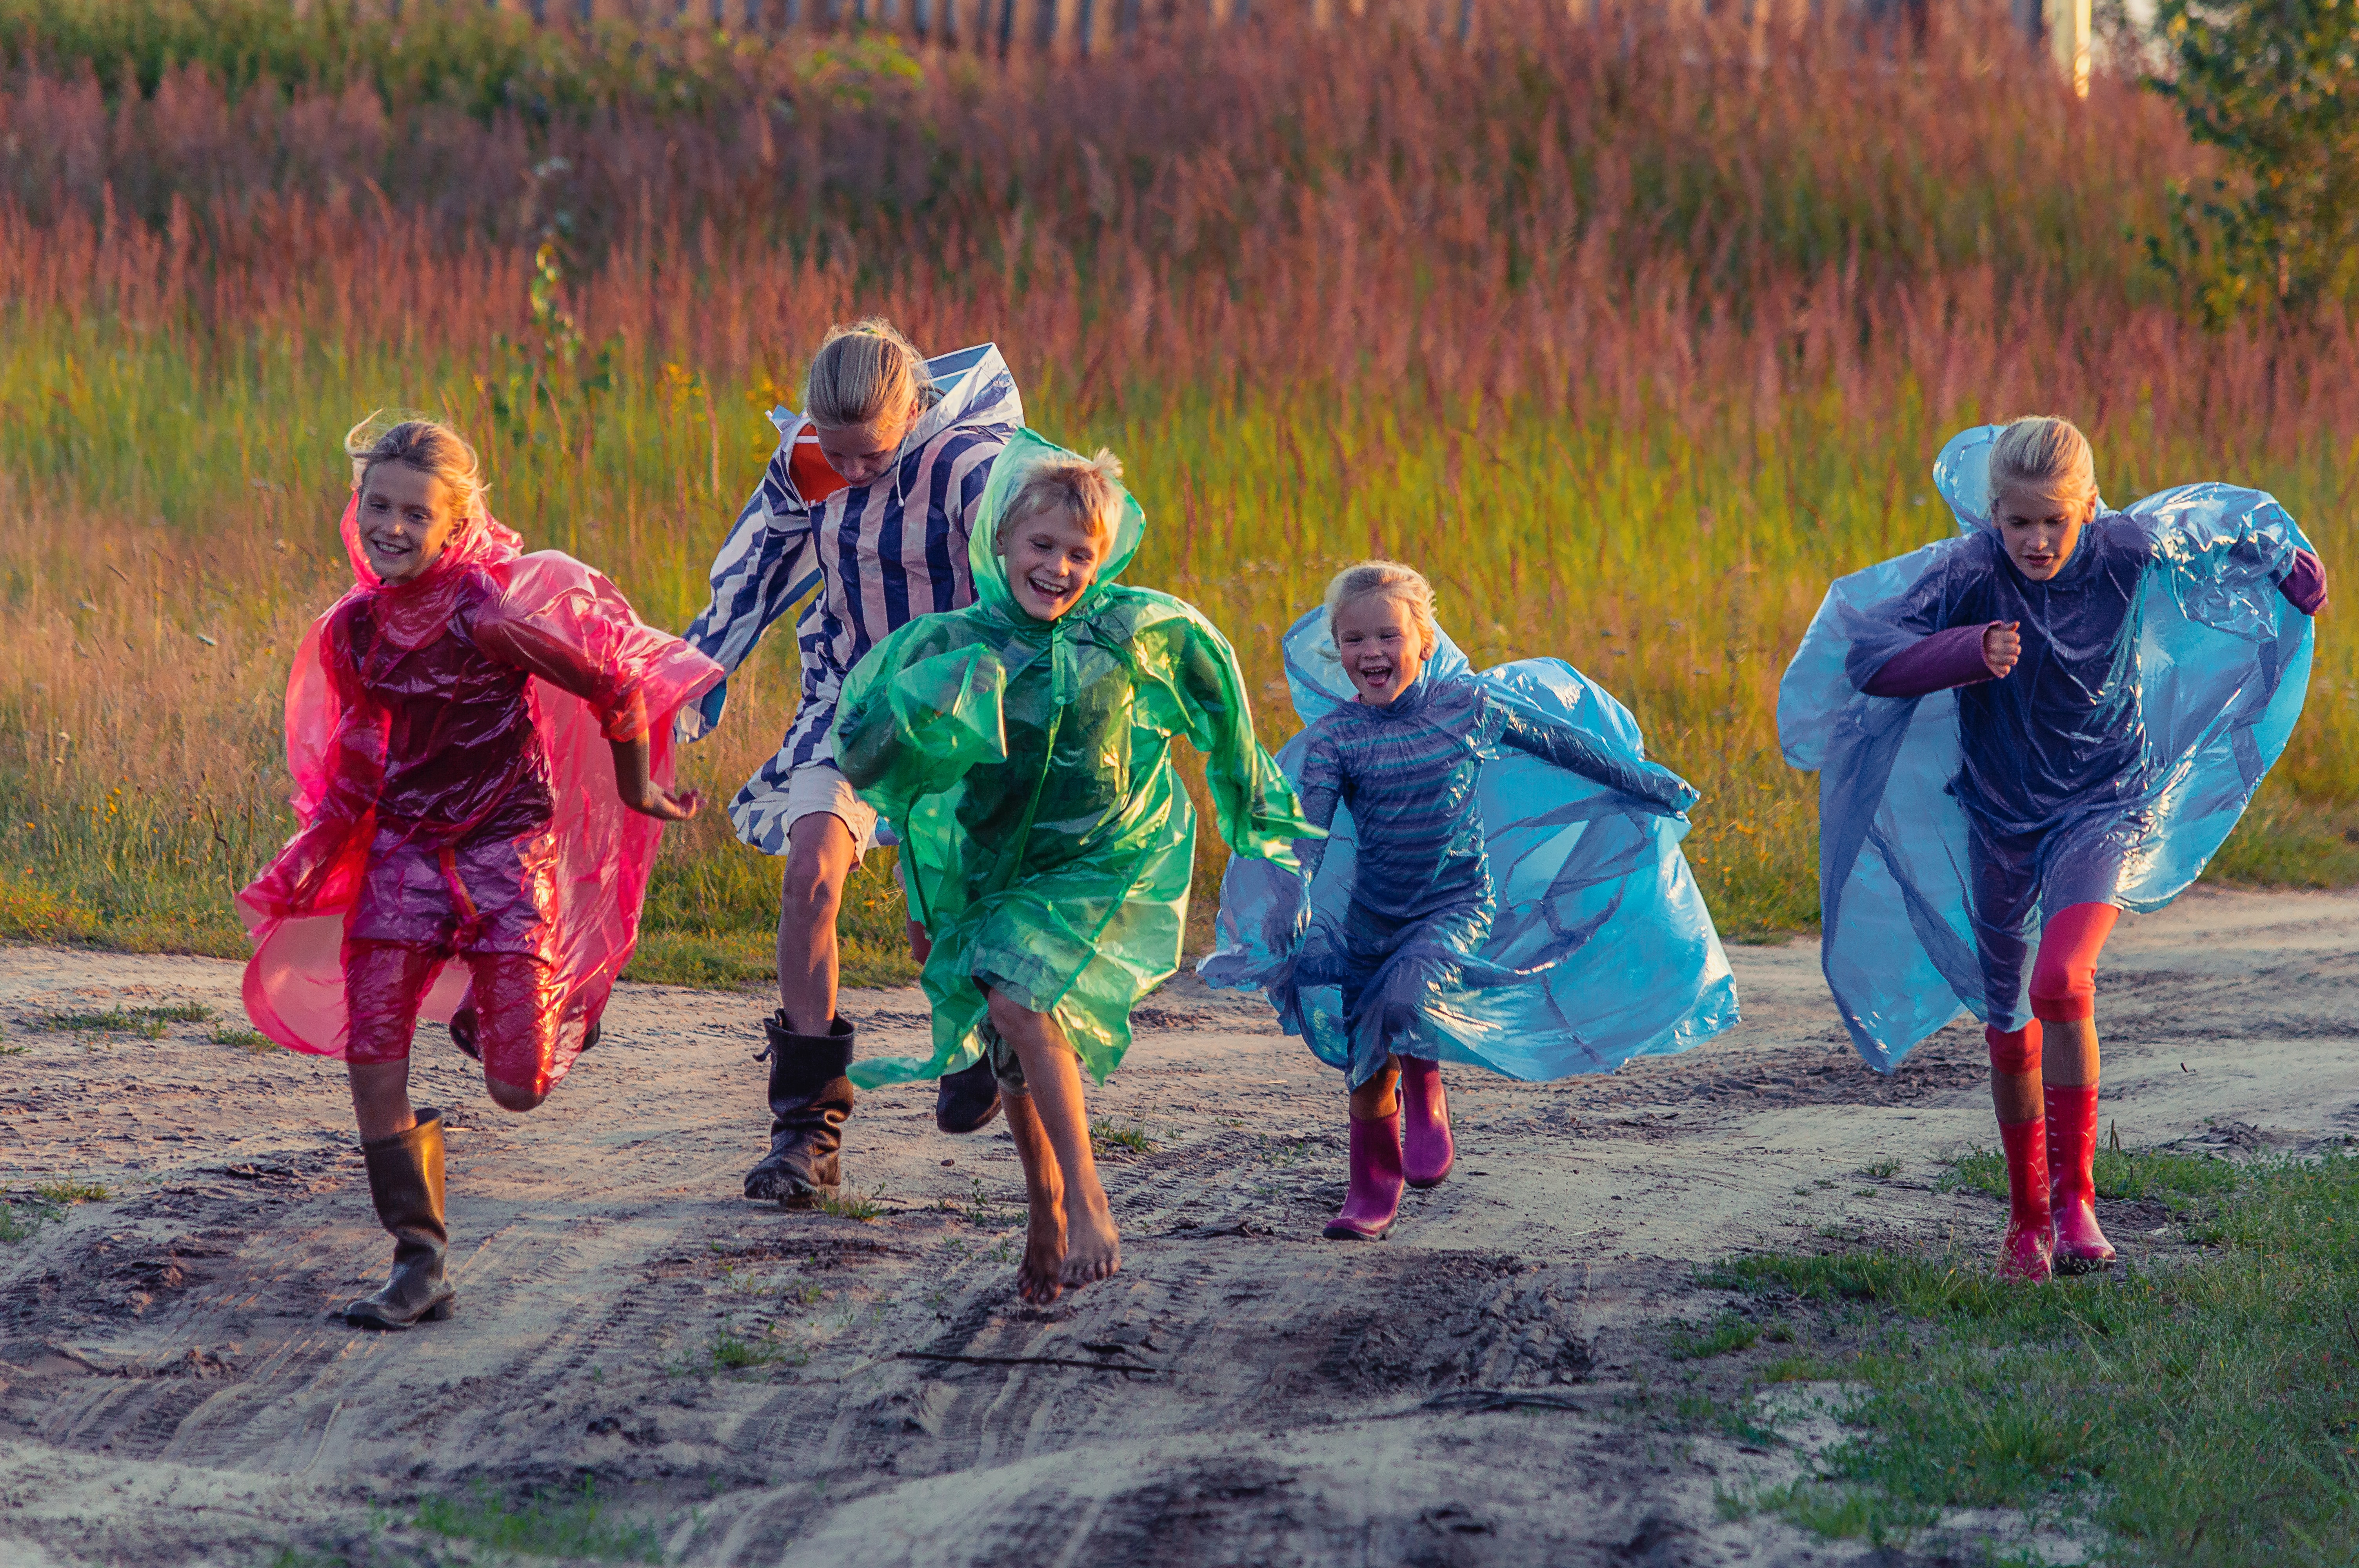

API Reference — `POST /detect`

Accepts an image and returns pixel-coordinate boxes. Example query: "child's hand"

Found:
[1982,621,2022,678]
[621,782,702,822]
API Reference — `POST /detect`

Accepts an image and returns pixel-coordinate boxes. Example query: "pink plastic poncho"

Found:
[238,495,722,1085]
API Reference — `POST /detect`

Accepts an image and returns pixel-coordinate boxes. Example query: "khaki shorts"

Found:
[778,761,881,861]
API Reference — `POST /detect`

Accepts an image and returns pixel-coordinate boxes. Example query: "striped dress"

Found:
[677,344,1023,854]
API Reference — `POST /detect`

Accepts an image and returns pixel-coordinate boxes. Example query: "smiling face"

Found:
[813,406,916,488]
[1993,481,2095,582]
[1332,592,1429,704]
[1000,502,1110,622]
[356,462,462,585]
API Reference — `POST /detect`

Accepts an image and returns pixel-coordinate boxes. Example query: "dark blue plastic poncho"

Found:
[1200,611,1739,1087]
[1779,425,2317,1070]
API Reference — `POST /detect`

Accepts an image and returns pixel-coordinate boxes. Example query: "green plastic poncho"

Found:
[831,428,1316,1089]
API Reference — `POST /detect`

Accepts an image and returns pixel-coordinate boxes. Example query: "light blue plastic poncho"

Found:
[1199,611,1740,1087]
[830,430,1315,1090]
[1779,425,2316,1071]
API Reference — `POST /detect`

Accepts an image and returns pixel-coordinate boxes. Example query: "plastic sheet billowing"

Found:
[1779,424,2317,1070]
[1198,611,1740,1086]
[238,494,722,1080]
[831,428,1315,1088]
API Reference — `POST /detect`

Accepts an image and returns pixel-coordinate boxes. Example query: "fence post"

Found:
[2048,0,2090,96]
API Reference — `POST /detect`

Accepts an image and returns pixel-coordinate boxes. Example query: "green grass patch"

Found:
[816,1183,887,1222]
[1667,1312,1763,1361]
[1715,1150,2359,1565]
[414,1477,658,1563]
[1941,1142,2238,1209]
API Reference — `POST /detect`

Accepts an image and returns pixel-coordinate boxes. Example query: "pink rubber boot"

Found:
[1324,1111,1404,1241]
[2045,1084,2115,1273]
[1996,1115,2054,1283]
[1398,1056,1455,1189]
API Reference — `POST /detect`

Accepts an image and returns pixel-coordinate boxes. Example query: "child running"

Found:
[1780,416,2326,1281]
[240,416,720,1329]
[1202,563,1739,1241]
[679,323,1022,1210]
[832,432,1312,1303]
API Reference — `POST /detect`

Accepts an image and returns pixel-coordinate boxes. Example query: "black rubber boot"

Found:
[935,1055,1003,1135]
[743,1015,855,1209]
[342,1108,458,1329]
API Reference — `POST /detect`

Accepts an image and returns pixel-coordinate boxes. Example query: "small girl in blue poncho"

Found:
[1203,562,1739,1242]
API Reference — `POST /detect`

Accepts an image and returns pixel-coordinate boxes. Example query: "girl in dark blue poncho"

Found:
[1203,562,1735,1241]
[1781,417,2325,1283]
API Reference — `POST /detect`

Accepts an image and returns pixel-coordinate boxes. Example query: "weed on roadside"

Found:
[1090,1116,1155,1154]
[817,1183,887,1222]
[31,1180,108,1205]
[414,1477,658,1563]
[1940,1142,2235,1208]
[0,1198,57,1243]
[35,1003,212,1039]
[210,1022,276,1053]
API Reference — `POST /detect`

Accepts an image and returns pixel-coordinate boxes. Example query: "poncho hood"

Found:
[963,427,1147,632]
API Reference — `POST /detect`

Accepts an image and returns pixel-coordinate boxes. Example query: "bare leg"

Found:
[1002,1088,1067,1305]
[989,989,1120,1293]
[1348,1058,1400,1122]
[777,814,856,1035]
[2042,1016,2098,1087]
[1992,1060,2043,1125]
[348,1060,418,1143]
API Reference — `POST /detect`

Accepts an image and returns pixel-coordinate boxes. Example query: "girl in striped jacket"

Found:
[679,322,1022,1207]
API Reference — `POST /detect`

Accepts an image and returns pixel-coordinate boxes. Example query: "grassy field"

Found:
[0,0,2355,991]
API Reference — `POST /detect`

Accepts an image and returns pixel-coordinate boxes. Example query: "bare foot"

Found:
[1018,1197,1067,1305]
[1060,1195,1121,1292]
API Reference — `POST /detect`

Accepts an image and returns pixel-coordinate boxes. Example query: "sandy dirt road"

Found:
[3,886,2357,1567]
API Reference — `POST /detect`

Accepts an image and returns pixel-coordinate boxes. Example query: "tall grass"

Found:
[0,2,2352,984]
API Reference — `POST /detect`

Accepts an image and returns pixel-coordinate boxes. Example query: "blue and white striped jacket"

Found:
[678,343,1023,854]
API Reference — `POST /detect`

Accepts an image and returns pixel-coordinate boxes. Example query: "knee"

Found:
[1986,1020,2043,1075]
[2029,903,2116,1022]
[986,988,1037,1040]
[485,1075,547,1113]
[779,849,845,921]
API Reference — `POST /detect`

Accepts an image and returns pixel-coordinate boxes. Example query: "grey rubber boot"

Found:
[342,1108,458,1329]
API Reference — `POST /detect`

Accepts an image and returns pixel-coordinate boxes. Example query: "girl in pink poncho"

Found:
[239,417,721,1330]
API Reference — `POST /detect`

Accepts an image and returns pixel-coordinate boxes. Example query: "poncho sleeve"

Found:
[1291,726,1343,882]
[833,623,1011,825]
[1487,694,1699,815]
[674,437,823,742]
[1159,612,1317,868]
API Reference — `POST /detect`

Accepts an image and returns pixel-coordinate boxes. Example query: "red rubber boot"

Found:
[1398,1056,1455,1189]
[1996,1115,2054,1283]
[2046,1084,2114,1273]
[1324,1111,1405,1241]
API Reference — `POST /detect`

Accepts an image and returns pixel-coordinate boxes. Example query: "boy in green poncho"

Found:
[833,430,1315,1304]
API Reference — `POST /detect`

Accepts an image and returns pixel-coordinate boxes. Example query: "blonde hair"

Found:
[1988,415,2097,510]
[803,318,940,430]
[1324,560,1438,658]
[344,413,487,520]
[997,448,1125,547]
